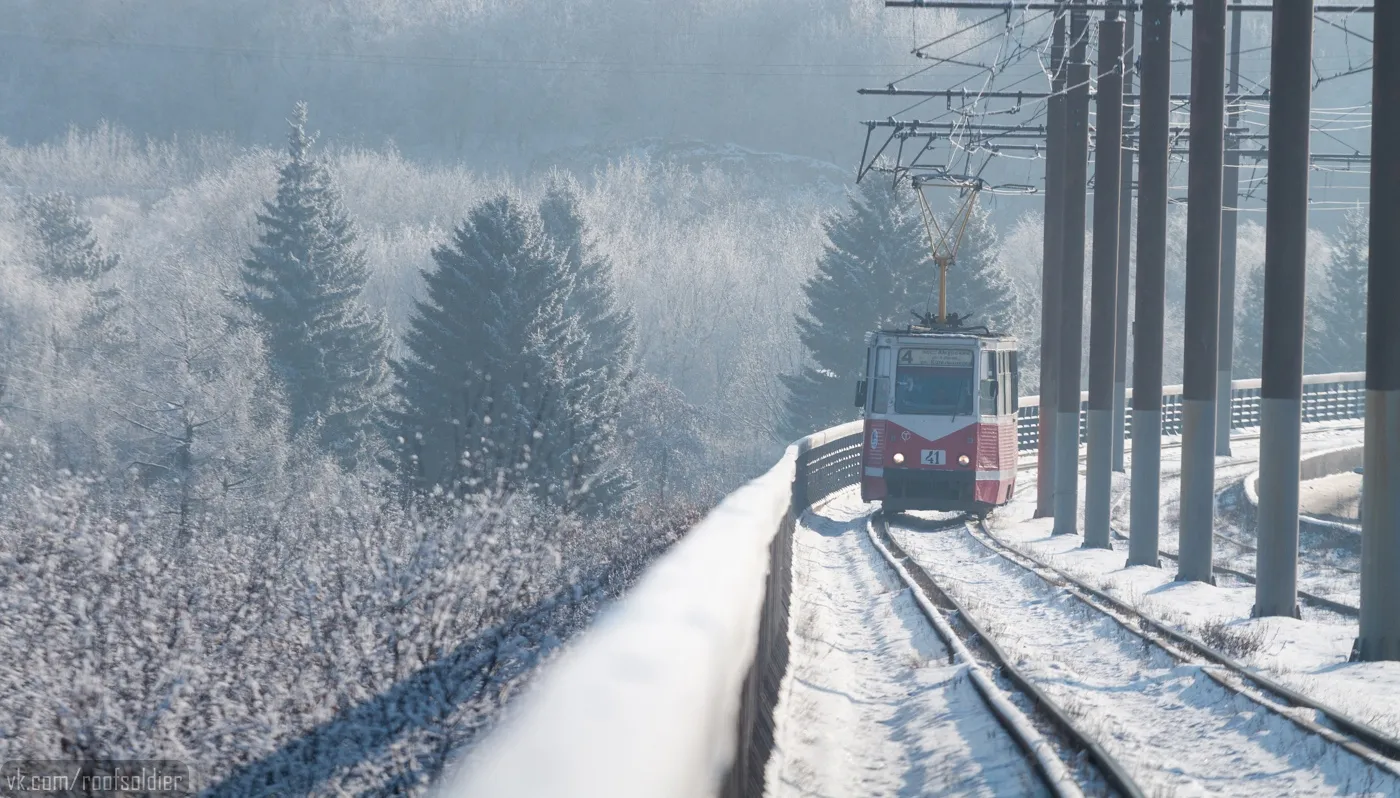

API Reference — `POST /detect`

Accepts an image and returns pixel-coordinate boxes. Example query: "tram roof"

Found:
[870,328,1015,342]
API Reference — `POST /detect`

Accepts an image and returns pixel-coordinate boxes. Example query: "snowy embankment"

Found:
[764,496,1045,798]
[989,421,1400,742]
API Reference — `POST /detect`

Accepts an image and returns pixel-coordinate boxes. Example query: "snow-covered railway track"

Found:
[868,514,1138,798]
[766,501,1060,797]
[889,513,1400,796]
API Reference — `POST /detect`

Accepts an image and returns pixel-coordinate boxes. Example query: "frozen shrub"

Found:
[1196,618,1269,660]
[0,461,686,796]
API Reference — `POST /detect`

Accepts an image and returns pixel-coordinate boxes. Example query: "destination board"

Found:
[898,348,974,368]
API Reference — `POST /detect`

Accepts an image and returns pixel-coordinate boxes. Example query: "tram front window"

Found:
[894,367,974,415]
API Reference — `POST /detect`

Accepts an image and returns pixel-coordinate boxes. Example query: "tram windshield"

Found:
[894,366,974,416]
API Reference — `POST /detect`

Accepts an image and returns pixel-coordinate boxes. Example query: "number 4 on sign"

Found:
[920,449,946,466]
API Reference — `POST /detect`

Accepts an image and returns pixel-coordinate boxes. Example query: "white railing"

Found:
[447,422,864,798]
[1015,372,1366,451]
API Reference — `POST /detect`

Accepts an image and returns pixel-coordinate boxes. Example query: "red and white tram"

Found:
[855,321,1019,516]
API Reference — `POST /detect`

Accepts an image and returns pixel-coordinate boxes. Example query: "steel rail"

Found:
[958,516,1400,766]
[869,514,1144,798]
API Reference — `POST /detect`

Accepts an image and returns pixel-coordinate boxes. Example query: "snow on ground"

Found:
[990,421,1400,741]
[764,493,1048,798]
[890,515,1400,797]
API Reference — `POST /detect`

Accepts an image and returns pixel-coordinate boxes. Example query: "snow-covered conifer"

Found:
[538,174,636,509]
[1315,205,1367,372]
[1234,263,1267,379]
[388,193,597,504]
[21,191,122,336]
[780,178,932,441]
[22,192,120,282]
[240,102,390,470]
[1234,224,1336,378]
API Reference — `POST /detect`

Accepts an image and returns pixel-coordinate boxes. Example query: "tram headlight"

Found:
[892,452,905,464]
[958,454,971,467]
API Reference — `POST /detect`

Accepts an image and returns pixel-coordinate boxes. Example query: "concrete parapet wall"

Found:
[1243,443,1363,550]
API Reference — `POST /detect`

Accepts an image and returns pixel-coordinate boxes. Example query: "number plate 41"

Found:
[920,449,946,466]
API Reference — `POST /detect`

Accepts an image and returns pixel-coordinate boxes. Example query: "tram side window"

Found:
[984,350,1016,416]
[1009,351,1020,413]
[980,351,998,416]
[998,351,1013,416]
[872,346,892,412]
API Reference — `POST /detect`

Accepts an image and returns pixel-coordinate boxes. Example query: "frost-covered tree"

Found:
[240,102,390,470]
[618,372,710,503]
[781,178,936,441]
[388,194,608,507]
[1315,206,1368,372]
[113,258,289,546]
[22,192,120,283]
[21,191,123,339]
[994,213,1047,388]
[11,193,128,471]
[1233,223,1334,379]
[1235,262,1267,380]
[539,173,637,385]
[537,175,636,507]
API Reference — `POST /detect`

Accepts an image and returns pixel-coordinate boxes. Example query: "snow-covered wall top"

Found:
[446,442,801,798]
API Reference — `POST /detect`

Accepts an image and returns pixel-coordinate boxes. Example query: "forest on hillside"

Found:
[0,116,816,793]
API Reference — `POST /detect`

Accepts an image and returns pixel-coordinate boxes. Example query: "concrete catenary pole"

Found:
[1036,8,1068,518]
[1085,13,1124,550]
[1053,2,1092,537]
[1113,8,1136,474]
[1356,0,1400,661]
[1254,0,1311,620]
[1128,0,1170,568]
[1176,0,1227,584]
[1215,10,1244,456]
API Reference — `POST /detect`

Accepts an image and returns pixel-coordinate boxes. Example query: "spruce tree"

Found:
[1234,264,1266,380]
[23,192,120,282]
[1315,206,1368,372]
[387,193,596,505]
[537,175,636,508]
[240,102,390,470]
[538,174,637,383]
[22,191,122,335]
[780,178,932,441]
